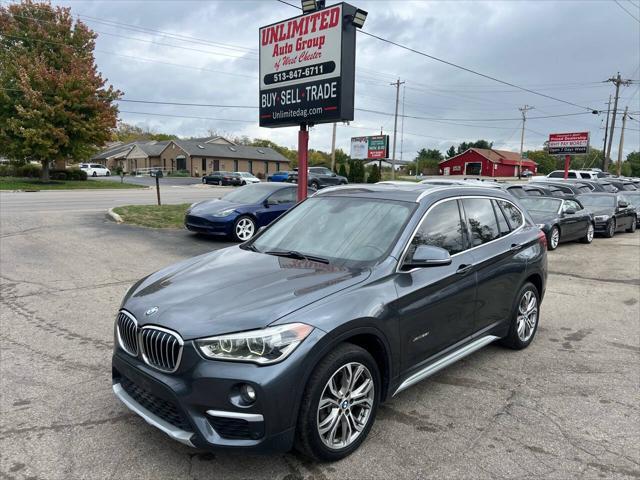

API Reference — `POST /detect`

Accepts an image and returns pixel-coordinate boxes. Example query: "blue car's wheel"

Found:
[233,215,256,242]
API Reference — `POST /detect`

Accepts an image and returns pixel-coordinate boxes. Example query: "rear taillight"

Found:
[537,230,547,250]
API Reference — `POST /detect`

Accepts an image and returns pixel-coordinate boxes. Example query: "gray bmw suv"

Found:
[112,184,547,461]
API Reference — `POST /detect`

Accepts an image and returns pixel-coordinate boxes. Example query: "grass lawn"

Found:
[0,177,145,190]
[112,204,190,229]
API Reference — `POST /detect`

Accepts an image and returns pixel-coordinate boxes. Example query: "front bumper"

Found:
[593,220,609,233]
[111,328,324,453]
[184,214,234,236]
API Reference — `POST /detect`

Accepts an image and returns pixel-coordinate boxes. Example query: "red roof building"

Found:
[438,148,538,177]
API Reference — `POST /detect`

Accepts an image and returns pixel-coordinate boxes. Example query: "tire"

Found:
[92,171,97,177]
[310,180,320,190]
[217,180,222,186]
[547,226,560,250]
[106,172,111,176]
[232,215,256,242]
[626,217,637,233]
[498,282,540,350]
[580,222,595,244]
[202,177,207,184]
[295,343,380,462]
[241,181,246,186]
[604,219,616,238]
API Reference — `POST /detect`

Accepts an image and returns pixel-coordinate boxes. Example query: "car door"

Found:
[616,195,634,229]
[464,197,529,333]
[562,199,589,239]
[256,187,297,226]
[393,199,478,372]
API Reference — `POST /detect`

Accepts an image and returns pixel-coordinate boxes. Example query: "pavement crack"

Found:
[549,270,640,286]
[0,413,135,440]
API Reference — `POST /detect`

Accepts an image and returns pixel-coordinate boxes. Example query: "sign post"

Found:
[259,2,364,200]
[548,132,590,180]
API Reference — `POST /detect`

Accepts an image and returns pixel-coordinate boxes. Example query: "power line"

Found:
[614,0,640,22]
[119,110,255,123]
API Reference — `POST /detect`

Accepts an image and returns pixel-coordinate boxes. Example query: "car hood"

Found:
[122,247,370,339]
[188,199,246,215]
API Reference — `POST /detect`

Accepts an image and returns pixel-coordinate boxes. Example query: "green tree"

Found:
[626,151,640,177]
[367,164,380,183]
[457,140,493,155]
[446,145,457,158]
[338,163,348,178]
[0,1,120,180]
[415,148,442,174]
[114,122,177,142]
[526,150,556,175]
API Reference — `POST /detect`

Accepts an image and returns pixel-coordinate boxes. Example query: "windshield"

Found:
[251,196,415,265]
[624,193,640,207]
[577,195,614,208]
[519,197,562,213]
[222,184,274,204]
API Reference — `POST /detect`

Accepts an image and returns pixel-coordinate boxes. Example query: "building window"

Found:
[264,161,269,174]
[202,158,206,171]
[276,162,280,172]
[234,159,238,171]
[248,160,253,174]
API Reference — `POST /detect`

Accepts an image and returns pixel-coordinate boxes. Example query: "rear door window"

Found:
[579,173,592,179]
[497,200,524,230]
[409,200,466,256]
[461,198,500,247]
[507,186,525,197]
[548,172,563,178]
[492,200,511,236]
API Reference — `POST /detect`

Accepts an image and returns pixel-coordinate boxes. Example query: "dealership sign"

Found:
[259,3,358,128]
[548,132,590,155]
[350,135,389,159]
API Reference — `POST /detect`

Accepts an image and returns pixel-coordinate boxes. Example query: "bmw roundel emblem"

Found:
[145,306,159,316]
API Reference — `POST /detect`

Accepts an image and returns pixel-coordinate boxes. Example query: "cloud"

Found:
[52,0,639,159]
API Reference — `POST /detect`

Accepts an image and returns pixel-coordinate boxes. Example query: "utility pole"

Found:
[330,122,337,172]
[605,73,632,171]
[390,78,405,179]
[602,95,612,170]
[518,105,534,179]
[617,106,628,176]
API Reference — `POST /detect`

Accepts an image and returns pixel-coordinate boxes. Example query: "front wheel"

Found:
[604,219,616,238]
[92,171,97,177]
[580,223,595,244]
[232,215,255,242]
[547,226,560,250]
[295,343,380,462]
[310,180,320,190]
[626,217,637,233]
[498,282,540,350]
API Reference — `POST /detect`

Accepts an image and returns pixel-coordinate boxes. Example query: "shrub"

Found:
[338,163,348,178]
[16,163,41,178]
[0,164,17,177]
[256,172,266,180]
[66,168,87,180]
[367,164,381,183]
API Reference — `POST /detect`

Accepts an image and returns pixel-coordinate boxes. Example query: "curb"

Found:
[107,208,123,223]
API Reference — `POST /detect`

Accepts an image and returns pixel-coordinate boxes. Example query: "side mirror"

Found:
[404,245,452,268]
[564,208,576,215]
[618,200,629,208]
[331,172,336,177]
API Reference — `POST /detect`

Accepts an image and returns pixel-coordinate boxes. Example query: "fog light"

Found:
[240,384,256,404]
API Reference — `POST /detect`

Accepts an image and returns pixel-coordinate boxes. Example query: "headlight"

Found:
[212,208,236,217]
[594,215,610,222]
[196,323,313,364]
[536,224,547,229]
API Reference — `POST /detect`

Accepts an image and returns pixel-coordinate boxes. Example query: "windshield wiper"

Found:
[241,243,260,253]
[264,250,330,264]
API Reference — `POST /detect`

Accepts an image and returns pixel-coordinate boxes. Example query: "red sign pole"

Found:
[563,154,571,179]
[297,124,309,201]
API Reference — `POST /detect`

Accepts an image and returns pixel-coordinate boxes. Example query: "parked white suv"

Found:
[80,163,111,177]
[544,170,598,180]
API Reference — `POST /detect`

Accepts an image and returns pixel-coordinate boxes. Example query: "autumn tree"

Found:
[114,122,177,143]
[0,1,120,180]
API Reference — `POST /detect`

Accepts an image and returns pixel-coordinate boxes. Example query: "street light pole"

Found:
[390,78,405,180]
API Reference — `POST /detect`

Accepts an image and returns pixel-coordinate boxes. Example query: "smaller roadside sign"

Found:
[548,132,589,155]
[350,135,389,159]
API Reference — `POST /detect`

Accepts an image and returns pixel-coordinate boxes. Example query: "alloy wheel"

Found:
[587,224,594,242]
[235,218,255,241]
[550,228,560,249]
[608,221,615,237]
[516,290,538,343]
[317,362,374,450]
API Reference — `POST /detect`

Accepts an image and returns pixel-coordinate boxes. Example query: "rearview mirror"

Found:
[404,245,452,268]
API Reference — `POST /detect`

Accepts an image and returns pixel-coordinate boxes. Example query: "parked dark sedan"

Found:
[623,192,640,227]
[287,166,348,189]
[607,178,638,192]
[202,171,242,186]
[530,179,593,196]
[113,184,547,461]
[576,193,637,237]
[185,183,299,241]
[519,196,594,250]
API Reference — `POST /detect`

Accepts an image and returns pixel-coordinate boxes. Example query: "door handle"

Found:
[510,243,524,252]
[456,264,473,275]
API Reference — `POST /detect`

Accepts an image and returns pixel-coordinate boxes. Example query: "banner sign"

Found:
[548,132,590,155]
[259,3,358,128]
[350,135,390,159]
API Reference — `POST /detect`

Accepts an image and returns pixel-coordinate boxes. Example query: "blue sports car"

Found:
[267,171,290,182]
[185,183,299,241]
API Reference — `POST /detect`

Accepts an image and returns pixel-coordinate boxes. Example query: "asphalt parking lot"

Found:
[1,192,639,479]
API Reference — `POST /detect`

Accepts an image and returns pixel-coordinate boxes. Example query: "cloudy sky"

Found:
[42,0,640,160]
